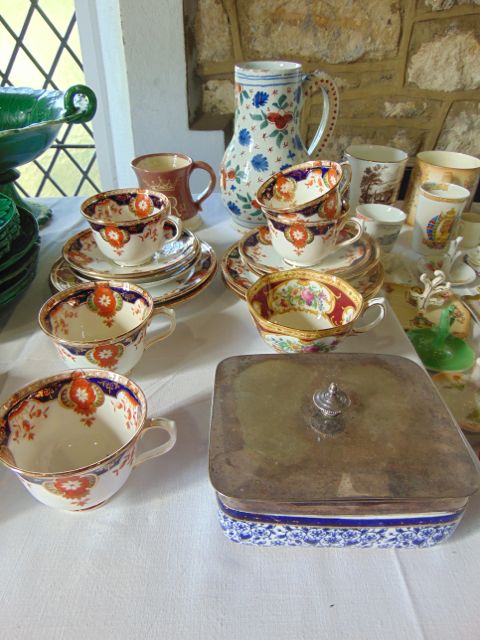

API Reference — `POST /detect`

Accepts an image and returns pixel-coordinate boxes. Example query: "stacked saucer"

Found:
[0,195,40,307]
[221,224,384,300]
[50,221,217,306]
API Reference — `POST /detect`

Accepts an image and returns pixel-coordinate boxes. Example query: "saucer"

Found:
[222,242,384,301]
[51,241,217,307]
[239,225,377,278]
[417,257,477,286]
[63,223,199,281]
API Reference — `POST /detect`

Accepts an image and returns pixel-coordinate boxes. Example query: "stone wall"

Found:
[188,0,480,166]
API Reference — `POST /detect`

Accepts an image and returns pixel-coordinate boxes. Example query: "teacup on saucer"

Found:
[39,281,176,373]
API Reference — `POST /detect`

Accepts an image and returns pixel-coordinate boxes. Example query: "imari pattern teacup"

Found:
[39,281,176,374]
[246,269,385,353]
[81,188,182,266]
[0,370,176,511]
[256,160,351,222]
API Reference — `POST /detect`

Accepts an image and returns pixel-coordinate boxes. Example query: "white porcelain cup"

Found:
[0,370,177,511]
[412,181,470,256]
[457,211,480,249]
[344,144,408,210]
[355,204,406,253]
[39,281,176,374]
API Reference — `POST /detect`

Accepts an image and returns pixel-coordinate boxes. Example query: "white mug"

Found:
[344,144,408,210]
[412,182,470,256]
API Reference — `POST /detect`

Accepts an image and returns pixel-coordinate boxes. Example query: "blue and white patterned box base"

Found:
[218,507,462,549]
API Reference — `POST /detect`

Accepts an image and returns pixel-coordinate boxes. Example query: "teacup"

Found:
[344,144,408,209]
[355,203,406,254]
[0,369,177,511]
[457,211,480,250]
[246,269,385,353]
[256,160,351,222]
[81,188,181,266]
[38,281,176,374]
[131,152,216,230]
[266,211,363,267]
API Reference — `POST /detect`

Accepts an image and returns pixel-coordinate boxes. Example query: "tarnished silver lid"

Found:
[208,354,480,516]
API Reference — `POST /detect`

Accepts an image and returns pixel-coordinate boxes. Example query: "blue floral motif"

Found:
[293,134,303,150]
[238,128,251,146]
[251,154,269,172]
[227,201,241,216]
[218,510,459,548]
[287,150,296,160]
[252,91,269,108]
[279,163,292,171]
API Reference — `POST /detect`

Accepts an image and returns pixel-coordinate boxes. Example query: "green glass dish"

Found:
[0,258,38,306]
[0,242,40,286]
[0,85,96,224]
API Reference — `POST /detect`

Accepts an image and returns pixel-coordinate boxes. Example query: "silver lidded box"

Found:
[208,353,480,548]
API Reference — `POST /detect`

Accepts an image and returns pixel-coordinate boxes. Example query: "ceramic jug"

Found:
[220,61,339,229]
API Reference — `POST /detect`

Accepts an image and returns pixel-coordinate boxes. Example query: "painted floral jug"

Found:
[220,61,339,228]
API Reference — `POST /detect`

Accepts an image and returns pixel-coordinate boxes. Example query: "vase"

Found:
[220,61,339,229]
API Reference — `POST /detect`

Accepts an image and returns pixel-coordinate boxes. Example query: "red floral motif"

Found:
[252,199,261,209]
[102,225,129,249]
[258,226,272,244]
[95,198,120,220]
[267,112,293,129]
[88,285,123,326]
[114,391,140,431]
[305,170,324,190]
[322,192,338,219]
[8,400,50,443]
[130,193,154,218]
[86,343,124,369]
[325,167,338,189]
[45,474,97,506]
[284,223,314,249]
[59,377,105,427]
[273,176,296,202]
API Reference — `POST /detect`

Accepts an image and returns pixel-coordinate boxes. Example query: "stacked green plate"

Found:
[0,194,40,307]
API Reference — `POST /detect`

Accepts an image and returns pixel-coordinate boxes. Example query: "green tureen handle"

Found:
[63,85,97,123]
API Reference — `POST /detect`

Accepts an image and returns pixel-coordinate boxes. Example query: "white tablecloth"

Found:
[0,195,479,640]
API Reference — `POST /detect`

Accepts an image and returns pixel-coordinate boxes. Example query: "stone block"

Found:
[202,79,235,114]
[331,70,396,93]
[436,101,480,157]
[407,17,480,91]
[195,0,233,63]
[417,0,480,11]
[237,0,402,63]
[310,125,424,161]
[312,96,440,121]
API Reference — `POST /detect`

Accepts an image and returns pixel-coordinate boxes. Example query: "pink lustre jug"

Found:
[220,61,339,228]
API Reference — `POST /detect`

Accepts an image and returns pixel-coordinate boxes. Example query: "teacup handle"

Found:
[339,161,352,199]
[302,71,339,156]
[145,307,176,349]
[191,161,217,210]
[336,218,363,248]
[134,417,177,467]
[351,297,386,335]
[165,215,183,243]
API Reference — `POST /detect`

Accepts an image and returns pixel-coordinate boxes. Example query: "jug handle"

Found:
[302,71,339,157]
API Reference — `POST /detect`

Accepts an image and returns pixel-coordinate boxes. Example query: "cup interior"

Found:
[1,372,146,474]
[133,153,191,172]
[346,144,407,163]
[250,274,362,332]
[41,283,152,342]
[356,204,406,224]
[461,211,480,224]
[82,190,167,223]
[258,162,343,212]
[420,181,470,200]
[418,150,480,171]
